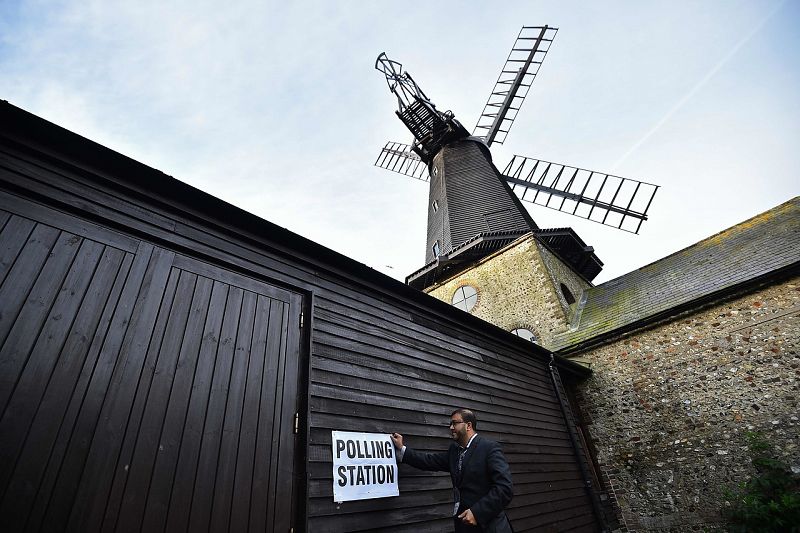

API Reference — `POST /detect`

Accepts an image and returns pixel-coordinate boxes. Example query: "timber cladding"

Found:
[309,299,595,532]
[0,102,597,532]
[0,198,303,532]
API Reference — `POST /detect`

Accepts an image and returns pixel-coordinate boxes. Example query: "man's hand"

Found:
[390,432,404,450]
[457,508,477,526]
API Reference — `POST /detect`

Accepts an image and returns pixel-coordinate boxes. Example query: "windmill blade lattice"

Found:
[473,26,558,146]
[375,142,430,181]
[502,155,659,234]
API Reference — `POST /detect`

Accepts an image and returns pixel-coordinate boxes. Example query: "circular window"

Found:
[452,285,478,312]
[511,328,537,343]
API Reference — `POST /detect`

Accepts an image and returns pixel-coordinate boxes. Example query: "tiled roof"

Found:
[551,197,800,352]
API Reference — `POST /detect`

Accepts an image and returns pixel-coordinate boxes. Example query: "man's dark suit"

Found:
[402,435,513,533]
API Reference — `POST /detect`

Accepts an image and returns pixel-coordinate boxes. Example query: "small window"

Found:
[452,285,478,312]
[432,241,441,257]
[432,200,439,212]
[432,165,439,177]
[560,283,576,305]
[511,328,537,343]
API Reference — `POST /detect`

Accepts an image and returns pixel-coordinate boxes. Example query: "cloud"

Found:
[1,1,797,284]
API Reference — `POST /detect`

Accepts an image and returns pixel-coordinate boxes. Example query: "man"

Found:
[391,408,513,533]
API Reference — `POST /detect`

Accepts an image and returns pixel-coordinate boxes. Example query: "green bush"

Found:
[722,431,800,532]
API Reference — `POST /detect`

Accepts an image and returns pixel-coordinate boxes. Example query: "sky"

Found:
[1,0,797,284]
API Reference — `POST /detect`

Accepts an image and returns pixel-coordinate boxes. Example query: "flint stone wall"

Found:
[574,275,800,531]
[537,240,593,317]
[424,236,582,346]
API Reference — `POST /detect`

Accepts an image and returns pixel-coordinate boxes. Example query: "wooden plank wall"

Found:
[308,294,596,532]
[0,194,301,532]
[0,117,598,533]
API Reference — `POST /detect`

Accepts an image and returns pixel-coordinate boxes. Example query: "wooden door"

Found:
[0,196,304,532]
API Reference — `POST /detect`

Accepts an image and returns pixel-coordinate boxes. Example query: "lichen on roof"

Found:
[551,197,800,352]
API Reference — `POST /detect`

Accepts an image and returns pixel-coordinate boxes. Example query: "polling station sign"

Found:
[331,431,399,502]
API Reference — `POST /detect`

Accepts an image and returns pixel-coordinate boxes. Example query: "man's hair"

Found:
[451,408,477,430]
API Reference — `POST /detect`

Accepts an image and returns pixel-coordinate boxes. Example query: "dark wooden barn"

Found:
[0,101,600,532]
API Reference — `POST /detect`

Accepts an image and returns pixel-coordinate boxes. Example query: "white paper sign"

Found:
[331,431,399,502]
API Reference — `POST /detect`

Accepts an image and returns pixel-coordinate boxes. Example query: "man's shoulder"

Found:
[473,435,502,451]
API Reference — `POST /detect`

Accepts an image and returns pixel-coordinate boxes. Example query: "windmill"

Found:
[375,26,659,290]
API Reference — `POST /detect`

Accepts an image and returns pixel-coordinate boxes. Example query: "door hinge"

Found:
[299,311,304,329]
[293,412,300,434]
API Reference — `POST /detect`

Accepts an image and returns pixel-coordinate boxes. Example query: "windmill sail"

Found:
[374,28,661,246]
[375,142,430,181]
[502,155,659,234]
[473,26,558,146]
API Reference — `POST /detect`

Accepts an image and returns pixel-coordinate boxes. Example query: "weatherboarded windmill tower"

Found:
[374,25,659,345]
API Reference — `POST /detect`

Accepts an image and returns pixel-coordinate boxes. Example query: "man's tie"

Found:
[453,447,468,517]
